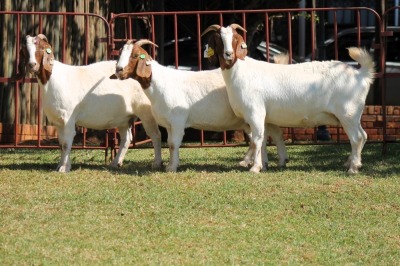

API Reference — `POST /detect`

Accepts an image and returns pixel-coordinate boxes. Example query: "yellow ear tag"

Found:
[140,54,146,59]
[46,48,52,54]
[241,43,247,49]
[207,47,214,57]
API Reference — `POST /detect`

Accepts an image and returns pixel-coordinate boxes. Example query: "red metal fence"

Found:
[0,7,398,161]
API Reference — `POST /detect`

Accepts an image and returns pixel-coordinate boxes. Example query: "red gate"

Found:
[0,11,150,162]
[0,7,397,163]
[109,7,394,149]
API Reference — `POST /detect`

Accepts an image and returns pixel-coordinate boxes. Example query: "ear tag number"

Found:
[140,54,146,59]
[241,42,247,49]
[46,48,52,54]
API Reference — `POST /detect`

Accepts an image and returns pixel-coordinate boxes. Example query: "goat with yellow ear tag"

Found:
[114,39,289,172]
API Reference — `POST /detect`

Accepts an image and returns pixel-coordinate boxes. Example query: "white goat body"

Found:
[204,25,374,173]
[147,62,246,130]
[224,56,372,128]
[22,35,162,172]
[115,40,288,172]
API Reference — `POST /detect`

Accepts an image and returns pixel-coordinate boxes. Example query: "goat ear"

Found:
[206,34,221,69]
[42,47,54,73]
[235,37,247,60]
[136,55,152,78]
[14,46,28,81]
[109,74,118,79]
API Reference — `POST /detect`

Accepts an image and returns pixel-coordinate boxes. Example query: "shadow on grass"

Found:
[285,143,400,177]
[1,143,399,177]
[0,161,157,176]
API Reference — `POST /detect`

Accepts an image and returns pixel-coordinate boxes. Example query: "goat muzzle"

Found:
[114,67,128,80]
[224,51,233,60]
[28,62,38,72]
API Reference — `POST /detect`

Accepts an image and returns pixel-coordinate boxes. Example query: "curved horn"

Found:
[37,34,48,42]
[201,24,221,37]
[135,39,158,48]
[229,23,247,33]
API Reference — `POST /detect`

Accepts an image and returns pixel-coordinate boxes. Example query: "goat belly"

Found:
[265,111,340,128]
[76,114,133,130]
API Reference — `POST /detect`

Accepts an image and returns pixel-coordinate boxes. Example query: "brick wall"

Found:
[0,105,399,145]
[281,105,400,142]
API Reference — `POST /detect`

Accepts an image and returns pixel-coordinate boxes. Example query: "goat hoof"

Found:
[249,165,261,173]
[56,165,70,173]
[165,165,177,172]
[151,161,163,170]
[347,164,361,174]
[278,159,288,168]
[109,161,122,168]
[277,164,287,169]
[347,168,359,174]
[239,160,251,168]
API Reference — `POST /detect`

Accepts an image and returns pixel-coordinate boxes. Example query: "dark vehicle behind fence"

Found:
[319,26,400,105]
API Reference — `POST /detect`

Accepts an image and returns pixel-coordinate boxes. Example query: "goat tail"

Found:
[347,47,375,85]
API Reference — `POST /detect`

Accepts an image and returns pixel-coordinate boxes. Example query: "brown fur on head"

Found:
[116,39,157,88]
[18,34,55,84]
[202,24,248,70]
[34,34,54,75]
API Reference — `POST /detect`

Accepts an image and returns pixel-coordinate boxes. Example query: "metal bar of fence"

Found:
[0,7,395,161]
[109,7,388,148]
[0,11,111,155]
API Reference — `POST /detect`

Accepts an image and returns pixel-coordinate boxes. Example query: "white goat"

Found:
[202,24,375,174]
[18,34,162,172]
[114,39,288,172]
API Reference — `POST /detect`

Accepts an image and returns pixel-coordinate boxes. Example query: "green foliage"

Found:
[0,144,399,264]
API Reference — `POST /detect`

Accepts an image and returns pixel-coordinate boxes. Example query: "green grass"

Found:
[0,143,399,264]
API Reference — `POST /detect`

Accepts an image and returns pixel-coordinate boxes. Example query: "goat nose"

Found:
[116,66,123,72]
[29,62,36,68]
[225,51,233,57]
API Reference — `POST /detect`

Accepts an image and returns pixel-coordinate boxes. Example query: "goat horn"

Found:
[230,24,247,33]
[37,34,48,42]
[201,24,221,37]
[135,39,158,48]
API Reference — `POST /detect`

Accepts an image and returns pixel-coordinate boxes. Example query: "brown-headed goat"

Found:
[114,39,289,172]
[18,34,162,172]
[202,24,375,173]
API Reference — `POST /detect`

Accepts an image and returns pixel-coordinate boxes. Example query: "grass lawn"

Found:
[0,143,399,264]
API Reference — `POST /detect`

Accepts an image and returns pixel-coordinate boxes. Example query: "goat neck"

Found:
[25,34,55,85]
